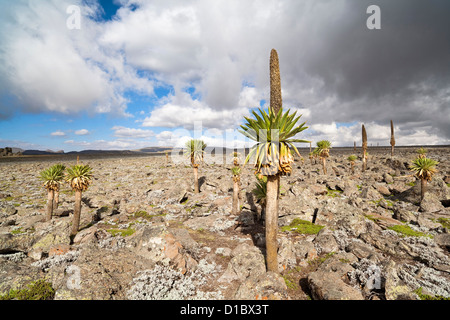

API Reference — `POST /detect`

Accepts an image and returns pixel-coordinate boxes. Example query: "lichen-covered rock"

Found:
[218,243,266,283]
[126,260,222,300]
[233,271,288,300]
[307,270,364,300]
[420,192,445,212]
[314,228,340,255]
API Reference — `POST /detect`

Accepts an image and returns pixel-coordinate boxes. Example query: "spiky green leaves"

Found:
[347,155,357,162]
[416,147,428,158]
[252,175,267,205]
[239,107,309,176]
[40,164,66,191]
[315,140,332,158]
[185,139,207,168]
[66,164,93,191]
[409,157,438,182]
[231,166,241,176]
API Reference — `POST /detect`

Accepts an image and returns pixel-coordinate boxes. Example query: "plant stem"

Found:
[46,189,54,222]
[265,175,279,272]
[71,190,82,238]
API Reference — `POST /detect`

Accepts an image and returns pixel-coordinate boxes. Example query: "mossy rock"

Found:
[388,224,433,239]
[281,218,324,235]
[0,279,55,300]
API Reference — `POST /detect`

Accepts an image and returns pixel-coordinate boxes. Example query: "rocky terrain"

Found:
[0,146,449,300]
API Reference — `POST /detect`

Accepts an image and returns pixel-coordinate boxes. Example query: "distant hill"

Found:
[133,147,172,153]
[22,149,64,155]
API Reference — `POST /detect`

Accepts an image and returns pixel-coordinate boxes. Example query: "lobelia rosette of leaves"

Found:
[185,139,207,168]
[40,164,66,191]
[409,157,438,182]
[65,164,93,191]
[239,107,309,176]
[315,140,332,158]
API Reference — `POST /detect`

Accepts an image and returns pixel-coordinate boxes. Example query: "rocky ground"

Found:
[0,146,449,300]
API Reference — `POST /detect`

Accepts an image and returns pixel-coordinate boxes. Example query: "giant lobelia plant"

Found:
[409,157,438,201]
[239,107,308,272]
[185,139,207,193]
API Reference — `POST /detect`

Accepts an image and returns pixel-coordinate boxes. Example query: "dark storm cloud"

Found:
[282,0,450,140]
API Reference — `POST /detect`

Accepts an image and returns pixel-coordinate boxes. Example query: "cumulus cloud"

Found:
[114,0,450,144]
[75,129,90,135]
[1,0,449,148]
[0,0,153,119]
[141,89,255,130]
[51,131,66,137]
[64,138,150,150]
[154,127,252,149]
[112,126,154,138]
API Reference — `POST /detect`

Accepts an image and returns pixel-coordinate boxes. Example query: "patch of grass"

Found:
[371,199,394,208]
[133,210,167,221]
[326,188,343,198]
[4,196,14,201]
[388,224,433,239]
[282,275,298,290]
[414,287,450,300]
[281,218,324,235]
[133,210,152,219]
[306,252,336,269]
[10,227,25,235]
[364,214,380,222]
[406,181,416,187]
[0,279,55,300]
[435,217,450,229]
[107,226,135,237]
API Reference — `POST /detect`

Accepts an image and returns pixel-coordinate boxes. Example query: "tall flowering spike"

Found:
[362,124,368,171]
[270,49,282,116]
[390,120,395,156]
[362,124,367,150]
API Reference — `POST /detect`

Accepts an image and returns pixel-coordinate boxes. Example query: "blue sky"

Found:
[0,0,449,151]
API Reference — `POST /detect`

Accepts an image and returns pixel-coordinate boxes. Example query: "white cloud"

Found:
[51,131,66,137]
[1,0,448,148]
[112,126,154,138]
[142,86,260,130]
[64,138,150,150]
[75,129,90,135]
[0,0,153,118]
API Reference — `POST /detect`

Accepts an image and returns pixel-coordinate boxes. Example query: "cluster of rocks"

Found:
[0,146,449,300]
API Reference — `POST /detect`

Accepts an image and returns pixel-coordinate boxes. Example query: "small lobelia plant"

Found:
[39,164,66,221]
[252,174,267,220]
[409,156,438,201]
[185,139,207,193]
[65,164,93,238]
[231,152,242,215]
[315,140,331,175]
[416,147,428,159]
[308,152,314,165]
[347,155,357,175]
